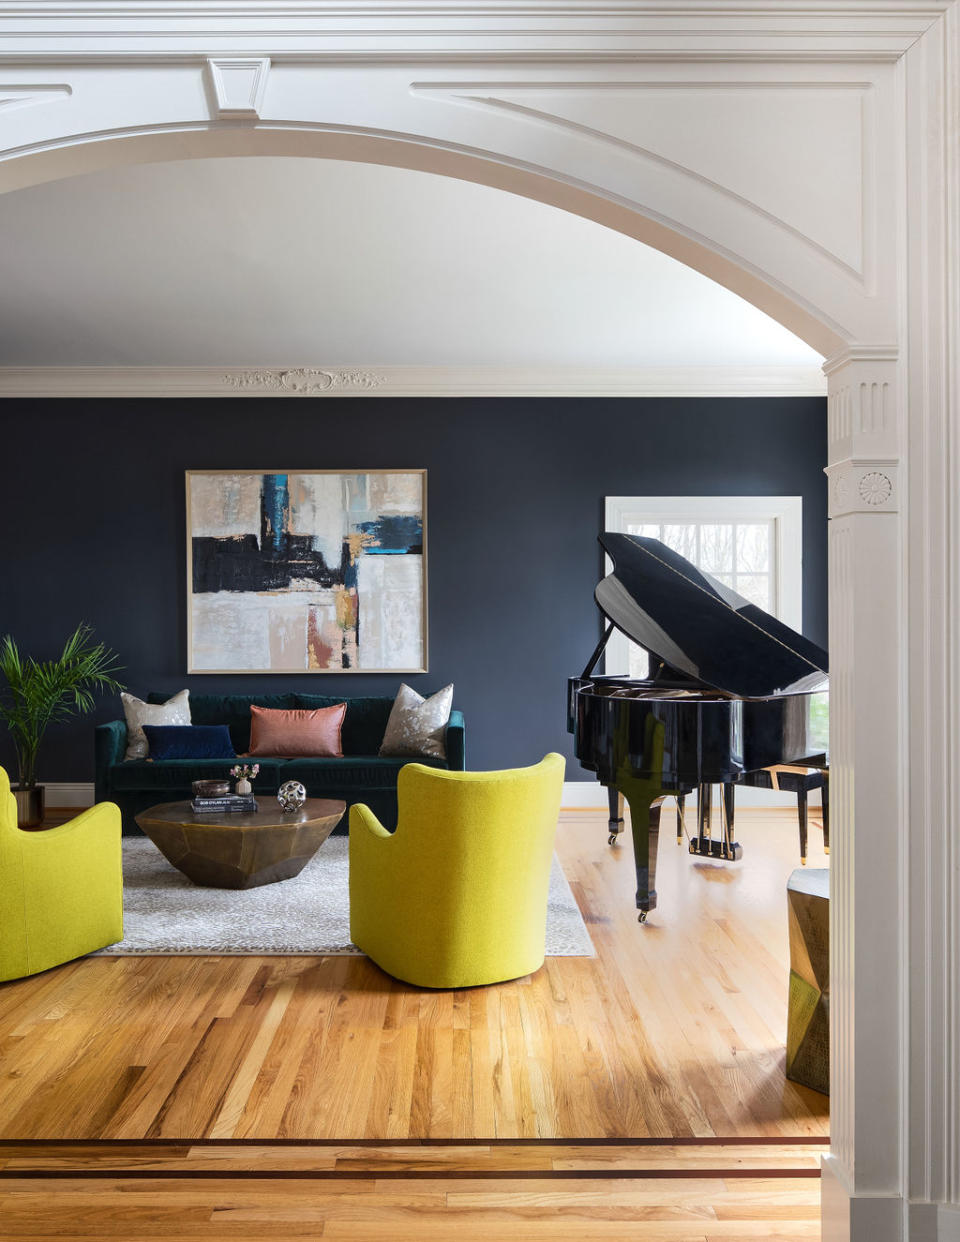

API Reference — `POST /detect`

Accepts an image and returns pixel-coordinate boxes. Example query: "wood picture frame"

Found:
[186,469,427,674]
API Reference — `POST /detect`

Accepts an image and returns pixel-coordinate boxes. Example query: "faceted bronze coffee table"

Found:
[135,798,346,889]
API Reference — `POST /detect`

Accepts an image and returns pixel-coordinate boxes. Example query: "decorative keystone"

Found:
[207,58,270,119]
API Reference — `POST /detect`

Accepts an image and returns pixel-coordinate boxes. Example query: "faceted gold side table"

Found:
[135,798,345,889]
[786,867,829,1095]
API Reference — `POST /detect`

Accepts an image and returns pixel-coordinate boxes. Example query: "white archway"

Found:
[1,6,957,1237]
[0,124,848,358]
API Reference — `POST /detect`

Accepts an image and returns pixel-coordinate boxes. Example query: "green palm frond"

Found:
[0,624,125,789]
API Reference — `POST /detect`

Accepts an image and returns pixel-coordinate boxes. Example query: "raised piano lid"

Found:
[596,532,829,699]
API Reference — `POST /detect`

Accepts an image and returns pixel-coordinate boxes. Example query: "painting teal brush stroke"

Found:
[358,515,423,553]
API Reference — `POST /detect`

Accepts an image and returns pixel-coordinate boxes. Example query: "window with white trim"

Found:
[603,496,803,678]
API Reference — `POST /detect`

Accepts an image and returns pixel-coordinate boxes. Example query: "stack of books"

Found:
[191,793,258,814]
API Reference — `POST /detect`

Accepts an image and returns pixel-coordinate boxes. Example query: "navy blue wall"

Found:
[0,397,827,783]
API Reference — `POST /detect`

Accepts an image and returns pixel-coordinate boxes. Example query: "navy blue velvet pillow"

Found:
[142,724,236,760]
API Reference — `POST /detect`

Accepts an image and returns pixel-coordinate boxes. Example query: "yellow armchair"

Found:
[0,766,123,982]
[349,753,565,988]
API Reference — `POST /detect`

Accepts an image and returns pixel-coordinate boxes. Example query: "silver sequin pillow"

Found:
[379,683,453,760]
[121,689,191,760]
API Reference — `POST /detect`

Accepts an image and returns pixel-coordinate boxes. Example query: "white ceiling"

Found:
[0,157,824,370]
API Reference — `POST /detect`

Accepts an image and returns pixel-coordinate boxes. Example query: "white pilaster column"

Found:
[901,6,960,1237]
[822,348,904,1242]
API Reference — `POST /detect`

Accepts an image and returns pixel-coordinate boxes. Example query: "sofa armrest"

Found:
[95,720,127,801]
[446,710,465,770]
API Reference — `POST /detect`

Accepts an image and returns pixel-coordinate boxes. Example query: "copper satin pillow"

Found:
[247,703,346,758]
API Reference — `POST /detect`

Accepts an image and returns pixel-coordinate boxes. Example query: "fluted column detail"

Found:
[822,348,903,1213]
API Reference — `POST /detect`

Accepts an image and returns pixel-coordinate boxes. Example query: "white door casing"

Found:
[1,5,958,1239]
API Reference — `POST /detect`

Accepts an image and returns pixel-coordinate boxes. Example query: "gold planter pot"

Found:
[13,785,45,829]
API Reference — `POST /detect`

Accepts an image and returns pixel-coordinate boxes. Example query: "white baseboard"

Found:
[821,1155,920,1242]
[44,780,816,812]
[821,1157,852,1242]
[561,779,817,811]
[43,782,95,808]
[58,781,613,810]
[938,1205,960,1242]
[561,781,610,809]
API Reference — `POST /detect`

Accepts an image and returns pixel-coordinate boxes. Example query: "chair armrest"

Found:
[349,802,397,901]
[446,710,465,770]
[95,720,127,800]
[349,802,393,842]
[21,801,121,850]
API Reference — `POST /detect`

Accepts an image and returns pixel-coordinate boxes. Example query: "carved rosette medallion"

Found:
[857,471,893,507]
[224,368,385,395]
[828,463,897,517]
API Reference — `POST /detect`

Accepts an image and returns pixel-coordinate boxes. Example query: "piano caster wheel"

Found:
[608,832,619,846]
[638,910,648,924]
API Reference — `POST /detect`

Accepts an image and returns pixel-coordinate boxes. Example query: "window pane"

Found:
[735,573,772,611]
[699,524,733,571]
[661,524,697,560]
[735,523,771,573]
[626,522,663,539]
[710,572,735,588]
[628,642,649,679]
[809,692,829,752]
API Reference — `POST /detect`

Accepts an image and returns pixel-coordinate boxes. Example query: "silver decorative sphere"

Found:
[277,780,307,813]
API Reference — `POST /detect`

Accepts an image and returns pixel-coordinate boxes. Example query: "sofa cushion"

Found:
[279,755,448,790]
[379,683,453,760]
[248,703,346,757]
[142,724,236,760]
[151,693,297,753]
[295,694,395,754]
[124,689,191,759]
[111,758,284,792]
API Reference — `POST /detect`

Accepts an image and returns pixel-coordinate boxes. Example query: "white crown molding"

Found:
[0,365,828,398]
[0,2,949,62]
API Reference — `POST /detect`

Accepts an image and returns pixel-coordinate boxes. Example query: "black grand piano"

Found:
[568,533,829,922]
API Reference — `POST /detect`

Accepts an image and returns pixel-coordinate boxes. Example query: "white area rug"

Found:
[98,837,595,957]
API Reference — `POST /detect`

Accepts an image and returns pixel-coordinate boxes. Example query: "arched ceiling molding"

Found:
[0,124,850,357]
[0,18,908,358]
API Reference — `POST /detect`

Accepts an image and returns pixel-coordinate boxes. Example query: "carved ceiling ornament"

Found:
[223,368,386,395]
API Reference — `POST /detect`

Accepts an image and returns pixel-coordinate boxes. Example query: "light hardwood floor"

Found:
[0,806,829,1143]
[0,1170,823,1240]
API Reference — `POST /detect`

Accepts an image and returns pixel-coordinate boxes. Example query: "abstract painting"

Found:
[186,470,426,673]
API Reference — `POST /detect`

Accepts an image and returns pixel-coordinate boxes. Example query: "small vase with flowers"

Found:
[230,763,260,796]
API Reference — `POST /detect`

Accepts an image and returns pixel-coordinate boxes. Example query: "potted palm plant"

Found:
[0,624,124,827]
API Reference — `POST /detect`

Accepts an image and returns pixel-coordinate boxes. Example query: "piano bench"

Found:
[735,766,829,863]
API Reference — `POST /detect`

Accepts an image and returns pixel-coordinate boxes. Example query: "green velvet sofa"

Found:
[95,692,466,835]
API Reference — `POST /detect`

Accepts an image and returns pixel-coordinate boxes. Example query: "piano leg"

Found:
[613,717,669,922]
[613,779,666,922]
[676,793,686,844]
[606,787,625,846]
[821,771,830,855]
[798,785,808,864]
